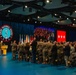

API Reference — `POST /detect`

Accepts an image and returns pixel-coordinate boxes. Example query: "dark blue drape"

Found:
[0,20,34,42]
[69,30,76,42]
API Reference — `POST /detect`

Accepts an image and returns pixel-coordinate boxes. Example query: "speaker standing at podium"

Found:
[31,37,37,63]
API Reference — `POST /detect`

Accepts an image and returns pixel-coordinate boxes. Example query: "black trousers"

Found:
[32,50,36,63]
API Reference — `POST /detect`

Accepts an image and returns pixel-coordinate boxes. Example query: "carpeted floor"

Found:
[0,53,76,75]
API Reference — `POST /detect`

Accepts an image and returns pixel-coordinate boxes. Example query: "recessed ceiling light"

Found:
[46,0,50,3]
[37,16,40,18]
[28,19,30,21]
[25,5,27,8]
[55,14,57,16]
[59,16,61,18]
[73,24,75,26]
[67,18,69,20]
[73,19,76,21]
[8,10,10,12]
[58,20,60,22]
[35,21,37,23]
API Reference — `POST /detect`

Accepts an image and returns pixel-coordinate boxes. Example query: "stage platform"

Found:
[0,53,76,75]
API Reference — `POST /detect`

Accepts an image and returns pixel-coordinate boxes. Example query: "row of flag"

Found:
[19,34,34,44]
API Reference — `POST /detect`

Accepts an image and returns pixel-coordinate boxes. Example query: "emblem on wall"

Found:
[0,25,13,42]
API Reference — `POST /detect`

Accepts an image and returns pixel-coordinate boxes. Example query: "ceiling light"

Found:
[73,19,76,21]
[55,14,57,16]
[58,20,60,22]
[28,19,30,21]
[75,11,76,13]
[46,0,50,3]
[73,24,75,26]
[67,18,69,20]
[59,16,61,18]
[25,5,27,8]
[35,21,37,23]
[37,16,40,18]
[8,10,10,12]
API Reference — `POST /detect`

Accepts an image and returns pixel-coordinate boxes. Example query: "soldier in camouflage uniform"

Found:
[17,42,22,60]
[18,43,25,61]
[11,40,17,59]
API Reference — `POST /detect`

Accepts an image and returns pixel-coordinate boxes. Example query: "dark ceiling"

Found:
[0,0,76,27]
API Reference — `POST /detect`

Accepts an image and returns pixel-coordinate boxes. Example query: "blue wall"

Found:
[69,30,76,42]
[0,20,76,43]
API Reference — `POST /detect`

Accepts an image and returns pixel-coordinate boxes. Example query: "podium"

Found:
[1,45,8,55]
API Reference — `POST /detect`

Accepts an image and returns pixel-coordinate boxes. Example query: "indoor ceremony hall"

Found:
[0,0,76,75]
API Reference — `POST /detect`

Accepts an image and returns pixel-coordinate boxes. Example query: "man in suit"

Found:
[64,42,70,67]
[51,42,58,64]
[31,37,37,63]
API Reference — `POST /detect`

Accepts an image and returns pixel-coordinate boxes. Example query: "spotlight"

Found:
[46,0,52,3]
[46,0,50,3]
[73,24,75,26]
[58,20,60,22]
[8,10,10,12]
[37,16,40,18]
[73,19,76,21]
[67,18,69,20]
[35,21,37,23]
[55,14,57,16]
[59,16,61,18]
[28,19,30,21]
[25,5,27,8]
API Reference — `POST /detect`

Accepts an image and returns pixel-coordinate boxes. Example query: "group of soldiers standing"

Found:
[37,40,76,67]
[11,37,37,63]
[11,39,76,67]
[11,40,30,61]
